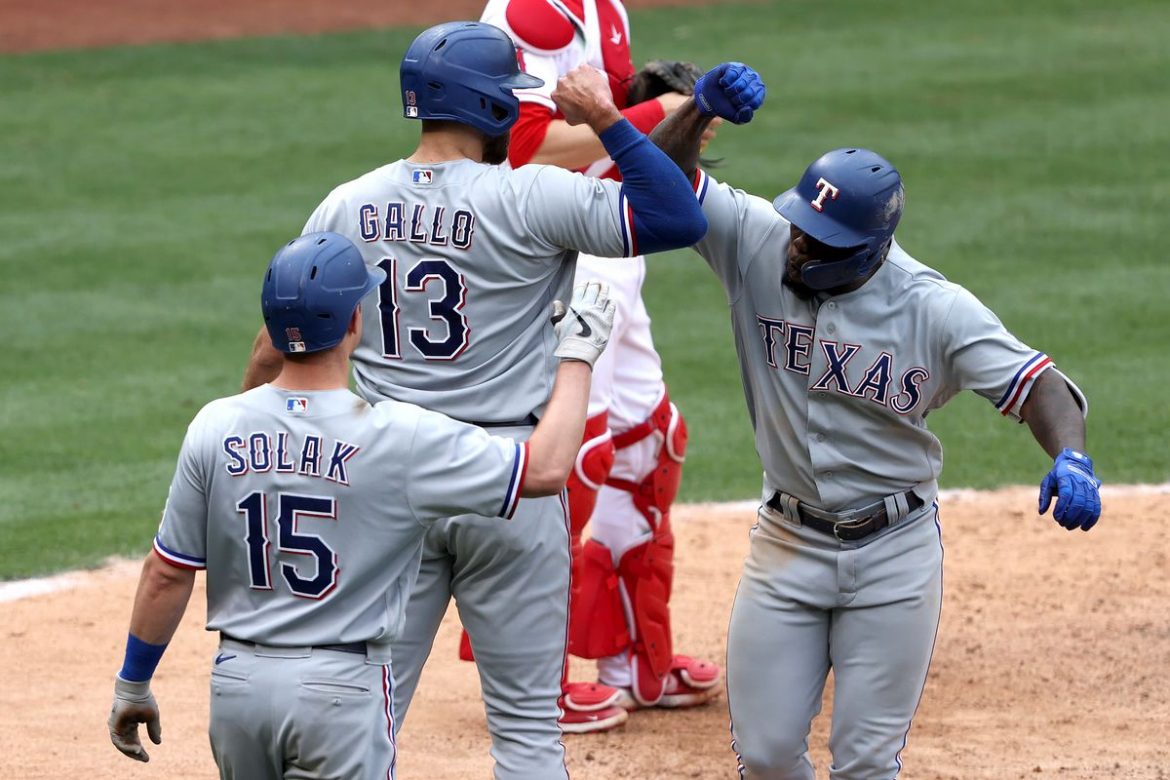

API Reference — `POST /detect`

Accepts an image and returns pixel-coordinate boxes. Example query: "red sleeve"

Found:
[510,98,667,169]
[621,99,666,135]
[509,102,556,168]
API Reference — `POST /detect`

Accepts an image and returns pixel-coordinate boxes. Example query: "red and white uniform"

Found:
[482,0,720,715]
[483,0,665,544]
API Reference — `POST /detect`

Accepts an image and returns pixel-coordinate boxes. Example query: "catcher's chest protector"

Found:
[504,0,635,106]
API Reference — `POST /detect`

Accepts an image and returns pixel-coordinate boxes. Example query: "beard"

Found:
[782,275,817,301]
[482,132,511,165]
[782,257,817,300]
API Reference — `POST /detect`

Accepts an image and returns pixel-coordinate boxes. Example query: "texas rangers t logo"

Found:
[810,177,840,212]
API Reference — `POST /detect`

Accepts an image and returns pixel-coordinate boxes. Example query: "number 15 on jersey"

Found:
[237,491,339,600]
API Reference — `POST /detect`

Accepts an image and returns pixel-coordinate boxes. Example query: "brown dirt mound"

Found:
[1,488,1166,779]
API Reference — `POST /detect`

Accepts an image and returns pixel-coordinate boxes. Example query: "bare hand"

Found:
[656,91,690,116]
[109,677,161,762]
[552,65,622,131]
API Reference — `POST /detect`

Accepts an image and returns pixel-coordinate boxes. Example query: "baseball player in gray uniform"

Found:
[107,231,617,778]
[241,22,759,779]
[647,83,1103,778]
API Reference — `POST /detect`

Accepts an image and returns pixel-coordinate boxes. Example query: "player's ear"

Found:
[348,307,362,336]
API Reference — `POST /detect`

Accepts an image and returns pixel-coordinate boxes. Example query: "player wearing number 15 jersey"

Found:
[108,232,616,778]
[241,22,711,779]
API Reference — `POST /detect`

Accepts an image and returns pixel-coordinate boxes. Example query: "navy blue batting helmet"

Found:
[400,21,543,136]
[773,148,904,290]
[261,232,386,354]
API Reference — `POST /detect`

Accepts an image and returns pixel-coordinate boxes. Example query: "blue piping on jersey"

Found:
[694,169,711,205]
[891,504,945,778]
[995,351,1045,409]
[153,535,206,567]
[500,442,523,518]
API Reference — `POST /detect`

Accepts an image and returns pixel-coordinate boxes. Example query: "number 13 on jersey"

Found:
[376,257,470,361]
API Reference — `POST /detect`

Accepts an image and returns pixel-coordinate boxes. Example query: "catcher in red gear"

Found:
[470,0,723,734]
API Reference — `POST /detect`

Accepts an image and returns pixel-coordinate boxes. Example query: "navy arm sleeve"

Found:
[599,119,708,254]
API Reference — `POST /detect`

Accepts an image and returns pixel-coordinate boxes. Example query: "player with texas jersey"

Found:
[480,0,722,732]
[240,23,764,779]
[107,233,617,777]
[649,93,1103,777]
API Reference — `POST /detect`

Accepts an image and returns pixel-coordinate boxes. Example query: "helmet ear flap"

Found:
[799,237,893,291]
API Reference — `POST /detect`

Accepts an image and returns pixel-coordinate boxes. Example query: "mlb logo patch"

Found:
[285,326,305,352]
[286,397,309,415]
[406,106,418,117]
[412,169,433,185]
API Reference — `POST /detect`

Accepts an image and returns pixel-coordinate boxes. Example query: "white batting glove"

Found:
[108,676,161,762]
[551,282,616,367]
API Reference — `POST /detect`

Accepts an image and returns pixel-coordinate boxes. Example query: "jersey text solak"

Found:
[222,432,361,486]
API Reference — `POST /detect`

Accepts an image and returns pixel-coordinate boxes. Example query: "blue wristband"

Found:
[119,633,168,682]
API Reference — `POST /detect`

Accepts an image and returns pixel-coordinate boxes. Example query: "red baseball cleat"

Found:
[559,681,629,734]
[614,655,722,710]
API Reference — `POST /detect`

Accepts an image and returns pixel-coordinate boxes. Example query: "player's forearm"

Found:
[527,99,669,169]
[527,120,610,168]
[116,553,195,683]
[648,98,712,179]
[242,325,282,391]
[127,553,196,646]
[1020,370,1087,458]
[521,360,592,496]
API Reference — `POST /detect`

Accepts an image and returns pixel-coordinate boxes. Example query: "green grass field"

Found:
[1,0,1166,578]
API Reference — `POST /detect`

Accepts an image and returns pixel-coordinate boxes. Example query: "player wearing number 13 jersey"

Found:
[242,22,710,779]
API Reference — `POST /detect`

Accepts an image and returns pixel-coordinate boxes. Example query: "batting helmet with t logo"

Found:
[772,148,904,290]
[261,232,385,354]
[400,21,544,137]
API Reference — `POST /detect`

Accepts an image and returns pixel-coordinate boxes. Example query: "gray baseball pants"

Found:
[727,501,943,779]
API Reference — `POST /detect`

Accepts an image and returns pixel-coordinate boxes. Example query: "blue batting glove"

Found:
[694,62,766,125]
[1038,448,1102,531]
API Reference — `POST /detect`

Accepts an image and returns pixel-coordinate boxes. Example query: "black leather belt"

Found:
[765,491,924,542]
[221,632,367,656]
[464,413,540,428]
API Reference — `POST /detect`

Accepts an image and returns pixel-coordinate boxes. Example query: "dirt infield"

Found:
[0,0,727,54]
[1,488,1167,779]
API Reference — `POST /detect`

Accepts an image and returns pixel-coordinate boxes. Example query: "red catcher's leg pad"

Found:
[458,628,475,662]
[617,521,676,706]
[568,539,630,659]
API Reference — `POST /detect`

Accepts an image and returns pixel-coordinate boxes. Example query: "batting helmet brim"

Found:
[772,189,869,249]
[502,72,544,91]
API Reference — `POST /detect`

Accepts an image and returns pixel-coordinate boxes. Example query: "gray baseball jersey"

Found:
[300,157,642,779]
[152,384,526,646]
[691,171,1085,779]
[692,171,1084,509]
[302,159,636,423]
